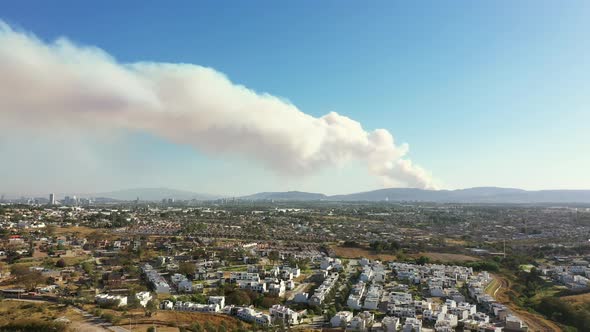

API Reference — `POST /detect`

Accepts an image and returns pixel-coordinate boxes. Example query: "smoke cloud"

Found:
[0,22,436,189]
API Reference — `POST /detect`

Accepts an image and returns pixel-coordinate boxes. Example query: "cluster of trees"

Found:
[10,264,44,291]
[465,260,500,272]
[414,255,430,265]
[169,293,208,304]
[178,261,197,276]
[342,240,360,247]
[369,240,401,253]
[493,254,587,330]
[0,320,68,332]
[212,284,281,309]
[535,297,590,331]
[513,268,544,299]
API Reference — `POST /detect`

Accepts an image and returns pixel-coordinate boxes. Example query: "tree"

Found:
[416,256,430,265]
[297,258,310,271]
[144,298,159,317]
[11,265,44,291]
[190,293,207,304]
[127,293,141,309]
[55,258,66,268]
[226,290,251,306]
[179,261,196,276]
[260,295,281,308]
[268,251,280,265]
[204,321,215,332]
[81,261,94,274]
[191,322,203,332]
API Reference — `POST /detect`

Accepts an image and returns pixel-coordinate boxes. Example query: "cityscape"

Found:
[1,2,590,332]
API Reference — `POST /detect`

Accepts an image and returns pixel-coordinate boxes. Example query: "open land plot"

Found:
[331,245,397,261]
[0,300,90,328]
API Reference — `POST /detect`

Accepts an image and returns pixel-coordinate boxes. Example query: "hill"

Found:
[239,191,327,201]
[330,187,590,203]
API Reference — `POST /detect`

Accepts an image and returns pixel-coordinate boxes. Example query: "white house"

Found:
[269,304,300,325]
[142,264,171,294]
[135,291,152,307]
[96,294,127,307]
[208,296,225,308]
[382,316,400,332]
[348,311,374,331]
[238,280,267,293]
[403,317,422,332]
[236,307,271,325]
[363,285,381,310]
[160,300,174,310]
[230,272,260,283]
[171,273,193,293]
[330,311,353,328]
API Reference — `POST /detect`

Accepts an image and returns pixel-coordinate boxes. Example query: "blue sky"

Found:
[1,1,589,195]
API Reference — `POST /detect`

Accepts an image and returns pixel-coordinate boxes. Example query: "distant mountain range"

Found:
[6,187,590,204]
[239,191,328,201]
[239,187,590,204]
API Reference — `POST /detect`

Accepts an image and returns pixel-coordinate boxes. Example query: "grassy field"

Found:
[330,246,397,261]
[0,300,87,327]
[127,324,179,331]
[561,291,590,305]
[14,254,93,267]
[56,225,108,237]
[519,264,535,272]
[123,310,246,331]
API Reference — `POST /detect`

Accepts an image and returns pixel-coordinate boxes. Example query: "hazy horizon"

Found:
[1,1,589,196]
[6,185,590,200]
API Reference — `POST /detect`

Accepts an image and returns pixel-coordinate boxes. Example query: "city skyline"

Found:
[1,1,589,196]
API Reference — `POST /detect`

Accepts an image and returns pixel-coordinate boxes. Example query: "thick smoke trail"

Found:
[0,22,436,189]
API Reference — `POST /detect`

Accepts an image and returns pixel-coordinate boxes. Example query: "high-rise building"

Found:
[49,193,55,205]
[63,196,79,206]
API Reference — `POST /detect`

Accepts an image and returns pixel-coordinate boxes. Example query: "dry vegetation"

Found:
[56,225,110,237]
[127,325,179,332]
[330,245,397,261]
[0,300,87,327]
[561,291,590,305]
[127,310,246,330]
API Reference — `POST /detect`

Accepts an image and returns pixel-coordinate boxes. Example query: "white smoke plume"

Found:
[0,22,436,189]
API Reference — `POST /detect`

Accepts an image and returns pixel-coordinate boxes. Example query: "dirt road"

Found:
[490,275,562,331]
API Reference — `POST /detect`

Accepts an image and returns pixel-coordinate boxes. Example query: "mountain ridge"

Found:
[239,191,328,201]
[6,187,590,203]
[243,187,590,203]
